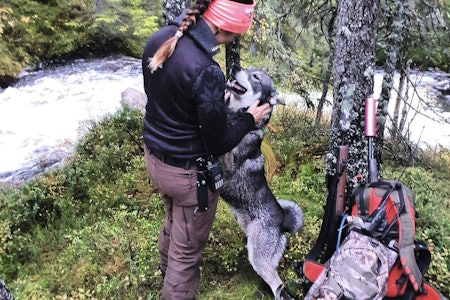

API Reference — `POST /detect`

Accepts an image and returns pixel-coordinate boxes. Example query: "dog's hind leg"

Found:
[246,224,296,300]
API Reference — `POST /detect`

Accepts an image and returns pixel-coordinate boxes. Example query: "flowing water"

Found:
[374,70,450,148]
[0,55,449,184]
[0,55,143,183]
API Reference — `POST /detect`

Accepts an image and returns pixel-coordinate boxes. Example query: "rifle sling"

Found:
[305,174,341,263]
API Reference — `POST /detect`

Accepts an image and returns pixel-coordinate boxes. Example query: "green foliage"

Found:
[92,0,160,57]
[408,0,450,70]
[205,201,247,274]
[0,0,95,78]
[242,1,331,106]
[376,0,450,70]
[267,103,330,170]
[0,7,23,78]
[0,0,160,85]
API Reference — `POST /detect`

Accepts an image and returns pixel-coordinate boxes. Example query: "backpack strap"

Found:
[349,183,367,216]
[385,241,433,299]
[381,181,423,293]
[394,182,423,292]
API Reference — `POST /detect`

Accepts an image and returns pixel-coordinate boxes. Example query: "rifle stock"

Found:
[335,145,348,216]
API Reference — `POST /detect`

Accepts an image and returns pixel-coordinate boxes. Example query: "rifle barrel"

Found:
[365,97,378,183]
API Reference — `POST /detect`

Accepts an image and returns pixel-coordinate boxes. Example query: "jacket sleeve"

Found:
[192,64,255,156]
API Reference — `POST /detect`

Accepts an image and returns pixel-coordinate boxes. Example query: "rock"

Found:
[120,87,147,113]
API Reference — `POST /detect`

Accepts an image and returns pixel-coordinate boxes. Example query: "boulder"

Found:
[120,87,147,113]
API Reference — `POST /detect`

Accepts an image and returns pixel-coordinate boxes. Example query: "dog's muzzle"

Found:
[226,80,247,95]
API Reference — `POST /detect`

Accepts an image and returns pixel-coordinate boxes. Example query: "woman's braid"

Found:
[148,0,212,73]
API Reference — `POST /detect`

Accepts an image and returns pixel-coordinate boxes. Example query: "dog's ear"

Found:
[269,91,285,106]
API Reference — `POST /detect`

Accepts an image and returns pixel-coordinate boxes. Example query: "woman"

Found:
[142,0,270,298]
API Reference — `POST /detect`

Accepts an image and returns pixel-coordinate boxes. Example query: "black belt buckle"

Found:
[195,157,206,169]
[150,148,194,170]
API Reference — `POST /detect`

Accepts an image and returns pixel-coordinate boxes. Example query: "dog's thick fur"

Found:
[219,66,304,300]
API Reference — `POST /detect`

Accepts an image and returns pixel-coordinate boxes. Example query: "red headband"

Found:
[203,0,255,34]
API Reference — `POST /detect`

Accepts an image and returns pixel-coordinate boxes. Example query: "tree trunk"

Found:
[226,37,241,78]
[392,65,406,139]
[315,6,337,127]
[376,0,407,162]
[398,61,412,135]
[327,0,380,190]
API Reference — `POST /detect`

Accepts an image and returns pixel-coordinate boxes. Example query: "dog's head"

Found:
[225,66,284,127]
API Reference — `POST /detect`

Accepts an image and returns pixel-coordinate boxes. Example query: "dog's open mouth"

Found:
[226,79,247,95]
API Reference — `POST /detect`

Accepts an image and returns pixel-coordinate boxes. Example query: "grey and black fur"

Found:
[0,279,14,300]
[220,66,303,300]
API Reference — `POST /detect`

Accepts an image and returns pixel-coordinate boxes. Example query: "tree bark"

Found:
[392,65,406,139]
[226,37,241,78]
[327,0,380,190]
[398,61,411,135]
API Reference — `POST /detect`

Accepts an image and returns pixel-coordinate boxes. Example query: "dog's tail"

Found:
[278,199,304,235]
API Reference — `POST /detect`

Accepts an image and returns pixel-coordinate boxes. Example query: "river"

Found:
[0,55,143,183]
[0,55,449,184]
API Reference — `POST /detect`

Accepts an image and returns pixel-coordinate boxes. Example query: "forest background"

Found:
[1,0,450,299]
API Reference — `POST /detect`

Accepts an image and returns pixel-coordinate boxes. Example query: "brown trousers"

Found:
[144,147,219,300]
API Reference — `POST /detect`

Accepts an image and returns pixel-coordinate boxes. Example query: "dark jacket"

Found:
[142,17,254,161]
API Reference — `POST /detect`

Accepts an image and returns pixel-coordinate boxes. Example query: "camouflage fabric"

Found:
[305,218,398,300]
[0,279,14,300]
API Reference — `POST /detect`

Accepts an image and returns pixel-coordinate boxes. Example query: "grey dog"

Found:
[219,66,304,300]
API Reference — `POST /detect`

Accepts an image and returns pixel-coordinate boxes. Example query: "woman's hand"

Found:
[246,100,271,123]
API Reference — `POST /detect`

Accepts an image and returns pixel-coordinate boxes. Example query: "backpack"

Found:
[301,179,447,300]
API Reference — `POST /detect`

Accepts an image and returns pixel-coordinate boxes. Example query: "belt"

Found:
[149,148,197,170]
